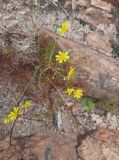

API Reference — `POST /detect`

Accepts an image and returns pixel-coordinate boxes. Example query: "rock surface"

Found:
[37,28,119,105]
[91,0,112,11]
[0,0,119,104]
[0,1,119,160]
[0,128,119,160]
[104,0,119,7]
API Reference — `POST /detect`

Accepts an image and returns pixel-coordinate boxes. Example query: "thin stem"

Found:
[48,41,56,67]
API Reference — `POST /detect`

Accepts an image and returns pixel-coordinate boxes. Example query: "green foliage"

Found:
[81,97,95,111]
[45,41,56,59]
[111,41,119,58]
[101,101,116,113]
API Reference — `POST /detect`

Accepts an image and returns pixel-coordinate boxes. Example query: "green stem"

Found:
[48,41,56,67]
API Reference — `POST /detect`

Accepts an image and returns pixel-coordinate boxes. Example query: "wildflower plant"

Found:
[56,22,83,100]
[3,21,84,129]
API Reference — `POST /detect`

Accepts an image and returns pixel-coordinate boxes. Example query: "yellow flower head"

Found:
[67,66,75,81]
[3,117,10,124]
[66,88,75,95]
[20,100,32,109]
[73,89,83,100]
[8,107,21,120]
[58,21,70,36]
[3,100,32,125]
[3,107,21,124]
[56,51,70,63]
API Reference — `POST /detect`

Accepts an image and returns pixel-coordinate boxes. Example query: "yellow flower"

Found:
[67,66,75,81]
[8,107,21,120]
[73,89,83,100]
[66,88,75,95]
[20,100,32,109]
[3,117,10,124]
[58,21,70,36]
[3,107,21,124]
[56,51,70,63]
[3,100,32,125]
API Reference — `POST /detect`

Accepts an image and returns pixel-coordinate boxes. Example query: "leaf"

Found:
[101,101,116,113]
[45,41,55,59]
[82,97,95,111]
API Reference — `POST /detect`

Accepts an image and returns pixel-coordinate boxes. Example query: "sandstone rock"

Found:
[96,117,104,125]
[0,0,117,55]
[109,115,118,130]
[76,0,90,7]
[76,7,113,27]
[91,113,100,121]
[79,128,119,160]
[0,2,119,160]
[102,147,119,160]
[91,0,112,12]
[97,24,117,40]
[38,28,119,105]
[85,32,112,54]
[0,0,119,107]
[0,133,77,160]
[64,0,90,9]
[1,128,119,160]
[103,0,119,7]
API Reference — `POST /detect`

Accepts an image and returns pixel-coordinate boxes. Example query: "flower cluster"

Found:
[66,88,83,100]
[56,21,83,101]
[56,22,70,64]
[3,100,32,124]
